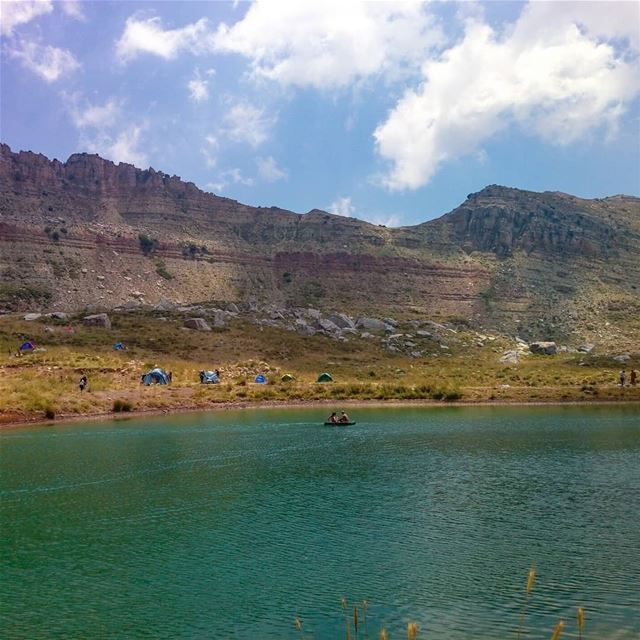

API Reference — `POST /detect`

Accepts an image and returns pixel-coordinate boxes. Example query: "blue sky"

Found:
[1,0,639,226]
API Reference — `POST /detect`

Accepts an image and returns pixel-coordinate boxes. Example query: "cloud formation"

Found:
[374,2,640,190]
[7,38,80,82]
[328,196,355,218]
[83,125,149,167]
[0,0,52,36]
[116,14,209,62]
[214,0,443,89]
[69,96,121,129]
[257,156,287,182]
[223,101,276,147]
[188,69,209,103]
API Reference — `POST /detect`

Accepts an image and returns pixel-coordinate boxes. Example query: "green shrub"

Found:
[112,399,132,412]
[44,407,55,420]
[155,261,173,280]
[138,234,157,256]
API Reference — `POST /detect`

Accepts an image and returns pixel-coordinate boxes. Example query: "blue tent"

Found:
[254,374,267,384]
[113,342,125,350]
[19,341,35,352]
[201,371,220,384]
[142,368,169,385]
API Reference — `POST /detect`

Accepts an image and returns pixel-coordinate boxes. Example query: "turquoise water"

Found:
[1,406,639,639]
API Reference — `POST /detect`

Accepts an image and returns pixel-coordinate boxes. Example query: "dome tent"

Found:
[281,374,295,382]
[142,368,169,385]
[19,341,35,352]
[255,374,267,384]
[200,371,220,384]
[317,372,333,383]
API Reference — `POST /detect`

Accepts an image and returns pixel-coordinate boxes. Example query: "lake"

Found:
[1,406,639,639]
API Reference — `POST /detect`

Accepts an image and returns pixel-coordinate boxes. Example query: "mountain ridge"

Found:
[1,142,638,346]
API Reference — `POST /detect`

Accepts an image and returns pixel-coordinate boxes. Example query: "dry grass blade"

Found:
[577,607,584,639]
[294,617,304,639]
[407,621,419,640]
[517,565,536,639]
[379,629,387,640]
[550,619,565,640]
[354,603,359,634]
[526,567,536,595]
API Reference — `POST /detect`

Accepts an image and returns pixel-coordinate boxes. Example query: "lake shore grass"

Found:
[1,311,638,428]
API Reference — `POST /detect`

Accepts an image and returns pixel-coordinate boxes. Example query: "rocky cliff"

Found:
[1,143,638,344]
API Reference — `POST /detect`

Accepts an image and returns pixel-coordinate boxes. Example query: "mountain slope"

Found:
[1,143,638,345]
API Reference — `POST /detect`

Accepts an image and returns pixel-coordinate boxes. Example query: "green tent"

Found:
[281,374,295,382]
[317,372,333,383]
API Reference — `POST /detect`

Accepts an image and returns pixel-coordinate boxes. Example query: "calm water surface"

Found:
[1,406,639,639]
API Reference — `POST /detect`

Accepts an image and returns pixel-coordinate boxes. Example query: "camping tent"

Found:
[317,372,333,382]
[19,341,35,352]
[200,371,220,384]
[255,374,267,384]
[142,368,169,385]
[281,374,295,382]
[113,342,125,350]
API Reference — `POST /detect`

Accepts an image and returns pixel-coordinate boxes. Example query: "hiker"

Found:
[338,411,350,423]
[79,374,88,392]
[619,370,626,387]
[199,370,205,383]
[215,369,220,378]
[168,371,173,383]
[631,369,638,387]
[327,412,338,423]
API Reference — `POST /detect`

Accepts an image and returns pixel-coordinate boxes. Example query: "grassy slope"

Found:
[0,312,638,424]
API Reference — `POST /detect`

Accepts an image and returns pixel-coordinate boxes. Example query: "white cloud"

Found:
[257,156,287,182]
[69,96,121,129]
[83,125,149,167]
[328,196,355,217]
[116,14,209,62]
[223,100,276,147]
[59,0,85,21]
[206,167,254,192]
[7,38,80,82]
[213,0,444,89]
[0,0,52,36]
[188,68,209,103]
[201,148,217,169]
[374,3,640,190]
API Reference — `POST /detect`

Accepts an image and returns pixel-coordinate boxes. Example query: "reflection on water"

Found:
[1,406,639,638]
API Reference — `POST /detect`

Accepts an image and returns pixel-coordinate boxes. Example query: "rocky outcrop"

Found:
[529,341,557,355]
[184,318,211,331]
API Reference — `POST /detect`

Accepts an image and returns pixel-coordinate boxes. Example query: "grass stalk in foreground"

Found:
[294,617,305,640]
[550,619,564,640]
[577,606,584,640]
[517,566,536,639]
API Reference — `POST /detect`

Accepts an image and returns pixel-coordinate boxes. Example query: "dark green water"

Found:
[1,406,639,639]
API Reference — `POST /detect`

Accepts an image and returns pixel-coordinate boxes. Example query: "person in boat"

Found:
[327,412,338,423]
[338,411,350,423]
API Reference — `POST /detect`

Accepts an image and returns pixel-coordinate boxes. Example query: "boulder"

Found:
[578,344,595,354]
[225,302,240,314]
[24,313,41,321]
[317,318,340,333]
[416,330,434,339]
[328,313,355,329]
[529,341,557,355]
[356,317,393,332]
[410,351,423,358]
[46,312,68,321]
[212,312,227,329]
[499,350,519,365]
[83,313,111,329]
[304,308,322,320]
[184,317,211,331]
[295,319,316,336]
[155,298,175,311]
[613,354,631,363]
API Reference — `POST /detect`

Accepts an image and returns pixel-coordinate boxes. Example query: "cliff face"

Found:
[1,143,639,342]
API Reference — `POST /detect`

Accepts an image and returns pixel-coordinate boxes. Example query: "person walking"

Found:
[619,370,626,387]
[79,374,88,392]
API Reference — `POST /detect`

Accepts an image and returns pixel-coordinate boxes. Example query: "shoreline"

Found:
[2,396,639,430]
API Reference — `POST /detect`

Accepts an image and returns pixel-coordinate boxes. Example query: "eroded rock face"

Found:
[83,313,111,329]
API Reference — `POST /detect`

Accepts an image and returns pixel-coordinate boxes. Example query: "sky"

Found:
[1,0,639,227]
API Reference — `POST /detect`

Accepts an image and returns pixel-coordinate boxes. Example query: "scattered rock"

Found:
[499,350,519,365]
[83,313,111,329]
[529,341,557,355]
[225,302,239,314]
[416,330,433,339]
[578,344,595,354]
[295,319,316,336]
[317,318,340,333]
[24,313,42,321]
[356,317,393,332]
[46,312,68,321]
[613,354,631,363]
[213,312,227,329]
[328,313,355,329]
[184,317,211,331]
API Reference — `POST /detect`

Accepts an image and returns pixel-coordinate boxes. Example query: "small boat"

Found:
[324,421,356,426]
